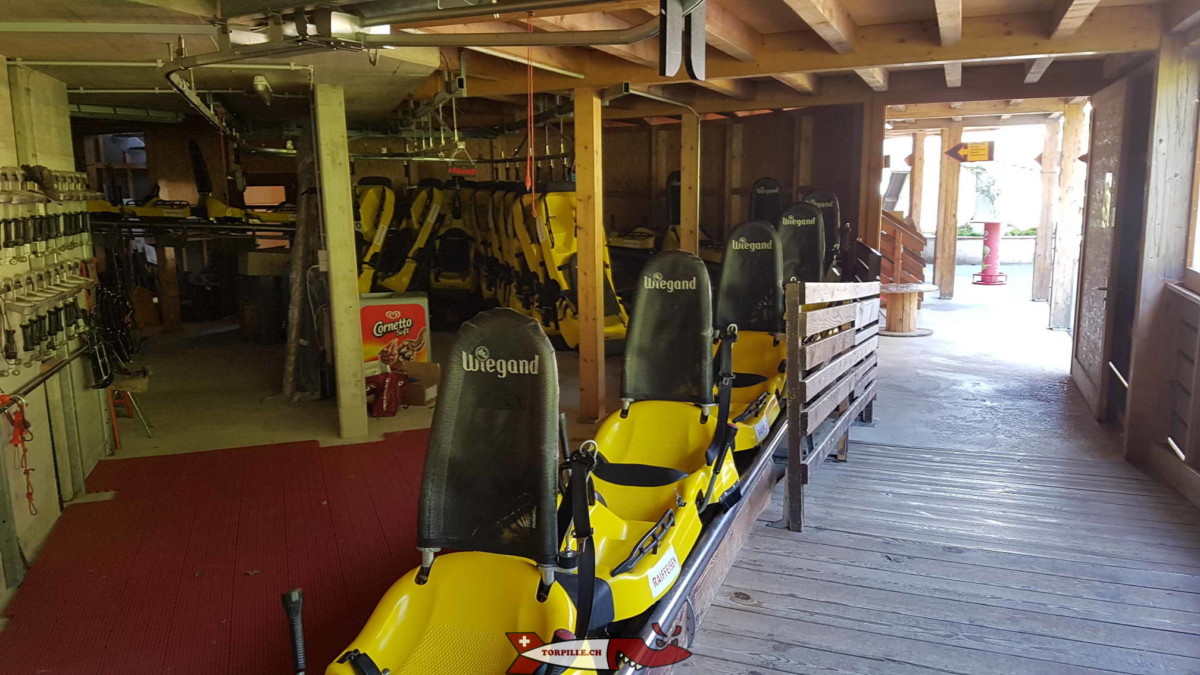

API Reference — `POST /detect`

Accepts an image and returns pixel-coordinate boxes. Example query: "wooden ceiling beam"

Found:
[704,2,763,61]
[934,0,963,46]
[1050,0,1102,39]
[1167,0,1200,33]
[527,12,657,68]
[888,98,1066,119]
[855,68,889,92]
[944,62,963,88]
[774,72,819,94]
[395,0,653,29]
[1025,57,1055,83]
[778,0,857,53]
[693,77,756,100]
[888,114,1052,131]
[460,5,1159,97]
[599,60,1108,119]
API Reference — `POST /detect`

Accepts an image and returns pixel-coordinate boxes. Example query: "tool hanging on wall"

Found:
[0,393,36,516]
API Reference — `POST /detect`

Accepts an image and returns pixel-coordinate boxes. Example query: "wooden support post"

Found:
[313,84,369,439]
[679,111,702,253]
[909,131,927,227]
[155,240,182,332]
[859,99,887,249]
[935,121,964,299]
[575,88,607,422]
[283,124,315,399]
[1126,36,1200,504]
[651,127,668,225]
[1032,117,1063,301]
[1049,103,1088,330]
[784,283,805,532]
[794,113,814,200]
[725,122,743,225]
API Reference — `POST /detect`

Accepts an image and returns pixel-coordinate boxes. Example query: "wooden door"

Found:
[1071,77,1141,420]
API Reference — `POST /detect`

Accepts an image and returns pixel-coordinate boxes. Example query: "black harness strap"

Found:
[337,650,384,675]
[701,327,738,509]
[593,460,688,488]
[705,328,737,466]
[566,447,597,638]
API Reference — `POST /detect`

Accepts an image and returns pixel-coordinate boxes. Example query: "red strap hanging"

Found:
[525,12,538,219]
[0,394,36,516]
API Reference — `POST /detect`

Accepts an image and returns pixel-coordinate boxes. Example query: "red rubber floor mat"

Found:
[0,429,429,674]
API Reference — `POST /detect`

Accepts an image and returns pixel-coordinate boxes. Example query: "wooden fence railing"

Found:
[784,280,881,531]
[881,211,927,285]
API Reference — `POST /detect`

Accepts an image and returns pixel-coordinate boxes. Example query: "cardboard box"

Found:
[400,362,440,406]
[238,249,291,277]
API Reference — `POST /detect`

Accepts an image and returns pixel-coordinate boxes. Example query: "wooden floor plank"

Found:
[715,573,1200,673]
[734,547,1200,639]
[703,604,1114,674]
[800,479,1200,529]
[742,534,1200,613]
[694,439,1200,674]
[749,524,1200,593]
[759,499,1200,572]
[844,453,1185,498]
[689,625,937,675]
[802,489,1200,550]
[825,463,1194,506]
[849,441,1159,481]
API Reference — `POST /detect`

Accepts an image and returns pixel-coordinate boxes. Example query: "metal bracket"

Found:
[659,0,707,81]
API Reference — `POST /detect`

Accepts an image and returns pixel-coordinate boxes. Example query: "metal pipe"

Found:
[9,60,312,72]
[0,22,254,36]
[363,19,658,48]
[69,88,308,97]
[349,152,573,163]
[356,0,621,27]
[0,346,89,415]
[603,81,698,115]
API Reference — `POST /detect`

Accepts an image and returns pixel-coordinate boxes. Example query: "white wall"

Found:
[926,235,1038,265]
[0,61,113,589]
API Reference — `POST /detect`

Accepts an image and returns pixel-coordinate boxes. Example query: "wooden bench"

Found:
[783,281,881,531]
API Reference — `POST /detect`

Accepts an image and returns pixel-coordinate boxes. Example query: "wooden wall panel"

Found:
[603,127,655,232]
[144,120,228,204]
[0,58,16,166]
[336,105,865,248]
[0,65,111,587]
[701,123,727,237]
[9,66,73,170]
[1126,36,1200,506]
[808,104,866,230]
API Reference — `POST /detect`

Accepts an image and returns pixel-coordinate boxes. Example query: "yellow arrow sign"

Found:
[945,141,995,163]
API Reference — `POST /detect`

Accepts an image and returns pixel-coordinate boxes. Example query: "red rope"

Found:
[1,395,37,516]
[525,12,538,219]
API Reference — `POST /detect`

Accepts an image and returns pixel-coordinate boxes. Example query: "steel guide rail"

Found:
[616,419,788,675]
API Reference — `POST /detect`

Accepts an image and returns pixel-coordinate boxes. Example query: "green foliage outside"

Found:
[954,224,1038,237]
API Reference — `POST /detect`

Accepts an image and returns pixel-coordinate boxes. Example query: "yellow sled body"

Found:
[327,552,576,675]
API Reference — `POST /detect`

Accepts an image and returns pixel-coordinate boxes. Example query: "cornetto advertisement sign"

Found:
[361,297,430,365]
